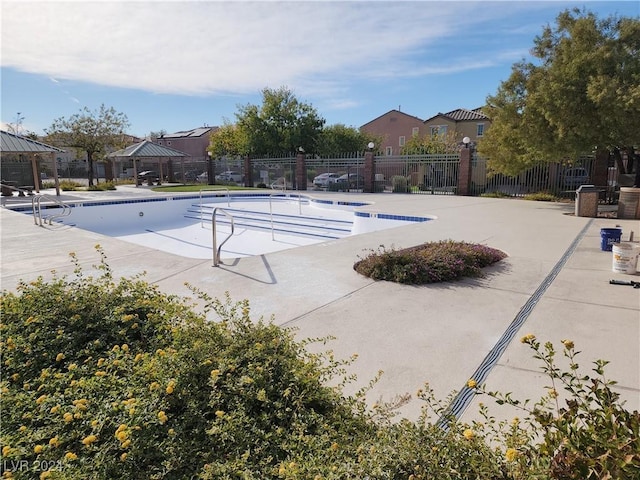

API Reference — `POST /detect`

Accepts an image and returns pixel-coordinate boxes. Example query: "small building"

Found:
[423,108,490,148]
[360,109,426,156]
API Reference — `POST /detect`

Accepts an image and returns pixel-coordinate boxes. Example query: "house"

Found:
[155,126,218,162]
[360,109,426,156]
[423,108,490,147]
[360,107,491,155]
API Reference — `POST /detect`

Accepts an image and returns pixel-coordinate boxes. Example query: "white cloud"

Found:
[1,1,551,103]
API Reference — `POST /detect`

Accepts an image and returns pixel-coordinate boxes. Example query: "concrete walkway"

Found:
[1,185,638,422]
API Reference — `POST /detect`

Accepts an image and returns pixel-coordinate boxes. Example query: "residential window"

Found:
[430,125,447,137]
[399,136,405,147]
[412,127,419,136]
[477,123,485,137]
[385,146,393,156]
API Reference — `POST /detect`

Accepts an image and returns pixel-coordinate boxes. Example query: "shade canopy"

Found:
[107,140,188,159]
[1,130,66,195]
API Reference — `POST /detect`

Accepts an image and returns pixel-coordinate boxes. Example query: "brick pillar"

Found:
[364,150,375,193]
[592,148,609,187]
[457,147,472,195]
[296,152,307,190]
[244,156,251,187]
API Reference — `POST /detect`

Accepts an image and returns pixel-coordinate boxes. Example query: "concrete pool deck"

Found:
[1,185,639,422]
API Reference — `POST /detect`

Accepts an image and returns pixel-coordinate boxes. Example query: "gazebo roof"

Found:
[0,130,66,153]
[108,140,189,158]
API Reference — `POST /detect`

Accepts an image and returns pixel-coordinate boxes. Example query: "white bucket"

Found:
[612,242,640,274]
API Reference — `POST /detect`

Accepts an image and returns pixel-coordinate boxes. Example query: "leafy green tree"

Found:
[46,105,130,185]
[208,121,250,158]
[316,124,381,156]
[402,130,462,155]
[234,86,325,156]
[478,9,640,176]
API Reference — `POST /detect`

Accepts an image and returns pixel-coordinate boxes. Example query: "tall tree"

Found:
[317,124,380,156]
[478,9,640,176]
[235,87,325,156]
[46,105,130,185]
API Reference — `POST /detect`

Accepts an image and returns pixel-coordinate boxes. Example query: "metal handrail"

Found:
[200,188,230,226]
[268,193,305,240]
[212,207,235,267]
[32,194,72,226]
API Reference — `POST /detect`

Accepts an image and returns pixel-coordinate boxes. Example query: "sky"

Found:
[1,1,638,139]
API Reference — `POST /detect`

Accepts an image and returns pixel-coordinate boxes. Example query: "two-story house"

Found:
[423,108,489,148]
[360,110,426,156]
[360,107,490,155]
[155,126,218,162]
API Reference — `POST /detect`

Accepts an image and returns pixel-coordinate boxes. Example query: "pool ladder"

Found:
[32,194,72,226]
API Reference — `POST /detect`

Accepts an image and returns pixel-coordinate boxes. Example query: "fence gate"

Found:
[374,154,460,194]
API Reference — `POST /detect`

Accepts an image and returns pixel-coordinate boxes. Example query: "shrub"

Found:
[391,175,409,193]
[480,191,512,198]
[468,336,640,480]
[523,192,559,202]
[87,181,116,191]
[354,240,507,284]
[58,180,84,191]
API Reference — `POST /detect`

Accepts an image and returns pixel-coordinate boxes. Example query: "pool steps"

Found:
[186,204,353,240]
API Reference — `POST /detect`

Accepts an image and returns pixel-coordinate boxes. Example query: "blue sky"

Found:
[1,1,638,138]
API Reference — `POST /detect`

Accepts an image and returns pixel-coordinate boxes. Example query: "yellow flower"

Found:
[81,435,97,446]
[505,447,518,461]
[548,388,558,398]
[149,382,160,391]
[166,380,176,394]
[48,436,60,448]
[55,353,65,362]
[2,446,11,456]
[156,349,166,356]
[134,353,143,362]
[121,439,131,449]
[120,452,128,461]
[63,412,74,423]
[215,410,225,418]
[562,339,574,350]
[116,430,128,442]
[520,333,536,344]
[39,472,52,480]
[68,363,77,371]
[64,452,77,461]
[330,442,339,451]
[463,428,474,440]
[121,344,129,352]
[95,371,106,377]
[168,428,176,436]
[97,358,105,367]
[157,411,168,424]
[91,420,99,428]
[18,426,27,432]
[36,395,47,405]
[210,369,220,377]
[466,379,477,389]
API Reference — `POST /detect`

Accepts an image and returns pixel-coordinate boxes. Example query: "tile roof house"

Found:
[155,126,218,162]
[423,108,490,148]
[360,107,490,155]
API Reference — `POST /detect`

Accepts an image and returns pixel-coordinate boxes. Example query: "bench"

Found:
[18,186,35,196]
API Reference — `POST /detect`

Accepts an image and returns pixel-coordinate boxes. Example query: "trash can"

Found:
[575,184,598,217]
[600,227,622,251]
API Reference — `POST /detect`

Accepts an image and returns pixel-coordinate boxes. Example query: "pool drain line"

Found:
[437,218,594,428]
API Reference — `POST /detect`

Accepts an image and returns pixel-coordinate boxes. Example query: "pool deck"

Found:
[1,185,639,422]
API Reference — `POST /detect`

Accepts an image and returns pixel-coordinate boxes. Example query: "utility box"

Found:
[575,184,598,217]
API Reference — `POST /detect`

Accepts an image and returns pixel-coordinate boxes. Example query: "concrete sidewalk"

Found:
[1,187,638,421]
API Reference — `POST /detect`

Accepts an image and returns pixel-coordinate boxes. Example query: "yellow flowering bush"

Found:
[2,248,637,479]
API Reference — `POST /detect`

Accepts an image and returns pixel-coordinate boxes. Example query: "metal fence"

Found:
[373,154,460,194]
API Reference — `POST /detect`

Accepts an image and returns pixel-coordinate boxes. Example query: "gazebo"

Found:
[107,140,190,186]
[0,130,66,196]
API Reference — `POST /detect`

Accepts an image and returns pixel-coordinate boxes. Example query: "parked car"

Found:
[562,167,590,189]
[313,172,340,188]
[196,172,209,183]
[336,173,365,189]
[174,170,200,182]
[215,171,243,183]
[137,170,160,183]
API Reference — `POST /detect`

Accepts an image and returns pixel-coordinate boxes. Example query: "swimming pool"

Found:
[31,193,433,260]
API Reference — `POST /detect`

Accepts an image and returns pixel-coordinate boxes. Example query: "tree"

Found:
[316,124,380,156]
[402,130,462,155]
[478,9,640,176]
[234,86,325,156]
[46,105,130,185]
[208,121,250,158]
